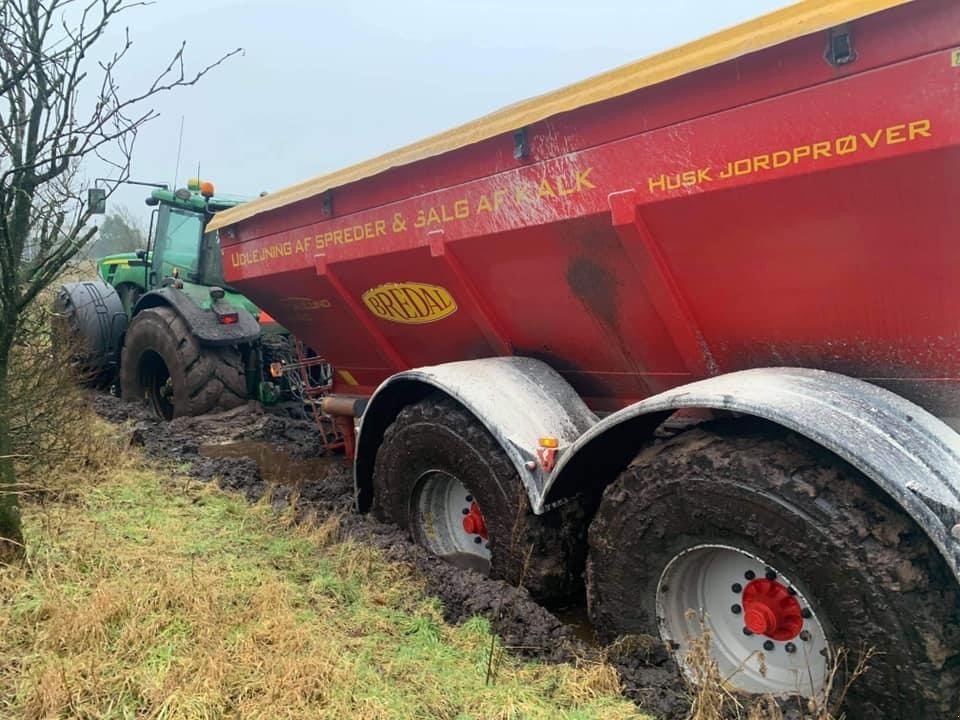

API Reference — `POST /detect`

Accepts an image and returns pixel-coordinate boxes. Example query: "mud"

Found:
[90,393,690,718]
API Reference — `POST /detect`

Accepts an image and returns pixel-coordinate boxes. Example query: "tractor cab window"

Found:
[199,230,229,288]
[152,206,203,281]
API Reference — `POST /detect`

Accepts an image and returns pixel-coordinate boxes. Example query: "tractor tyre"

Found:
[52,281,127,388]
[120,306,248,420]
[115,282,143,317]
[585,421,960,718]
[371,396,584,603]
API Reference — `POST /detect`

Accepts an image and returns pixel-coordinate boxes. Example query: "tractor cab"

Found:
[143,180,256,309]
[96,179,269,324]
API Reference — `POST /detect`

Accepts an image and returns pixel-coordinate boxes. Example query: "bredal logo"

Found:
[362,282,457,324]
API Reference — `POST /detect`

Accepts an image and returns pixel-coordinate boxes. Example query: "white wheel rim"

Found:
[657,544,830,698]
[412,470,491,570]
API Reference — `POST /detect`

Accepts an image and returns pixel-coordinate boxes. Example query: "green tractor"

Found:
[56,179,317,420]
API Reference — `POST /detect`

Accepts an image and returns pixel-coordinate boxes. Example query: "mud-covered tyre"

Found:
[371,396,583,602]
[120,306,248,420]
[52,281,127,389]
[115,282,143,317]
[586,421,959,718]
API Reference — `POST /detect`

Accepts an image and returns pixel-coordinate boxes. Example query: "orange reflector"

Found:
[258,309,276,324]
[269,362,283,378]
[538,436,559,449]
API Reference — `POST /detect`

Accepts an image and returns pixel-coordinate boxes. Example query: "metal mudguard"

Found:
[132,287,260,347]
[353,357,598,513]
[544,367,960,584]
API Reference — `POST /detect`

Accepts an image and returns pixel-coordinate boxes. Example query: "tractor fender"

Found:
[544,367,960,585]
[132,287,260,347]
[354,357,597,513]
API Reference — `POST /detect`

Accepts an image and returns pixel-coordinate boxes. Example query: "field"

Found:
[0,409,643,720]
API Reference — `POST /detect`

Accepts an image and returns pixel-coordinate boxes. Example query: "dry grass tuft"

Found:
[679,611,873,720]
[0,453,644,719]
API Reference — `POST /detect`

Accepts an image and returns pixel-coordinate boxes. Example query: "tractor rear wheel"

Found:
[120,306,248,420]
[586,422,959,718]
[371,396,583,602]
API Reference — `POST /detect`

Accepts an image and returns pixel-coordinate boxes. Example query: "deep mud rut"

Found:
[91,394,690,718]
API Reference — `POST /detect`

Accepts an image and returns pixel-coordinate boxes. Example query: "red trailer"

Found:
[208,1,960,714]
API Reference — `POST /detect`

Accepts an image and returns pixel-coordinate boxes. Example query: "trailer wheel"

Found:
[120,306,248,420]
[586,422,959,718]
[372,396,581,602]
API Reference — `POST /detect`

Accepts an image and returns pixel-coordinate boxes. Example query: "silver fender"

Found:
[544,367,960,584]
[353,357,597,512]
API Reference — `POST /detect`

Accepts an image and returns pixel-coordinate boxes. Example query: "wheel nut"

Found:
[799,630,812,642]
[765,568,777,581]
[462,508,469,515]
[801,608,812,619]
[731,604,742,614]
[742,627,753,636]
[744,570,756,580]
[763,640,775,651]
[465,495,473,502]
[785,642,797,654]
[474,537,482,544]
[731,582,742,593]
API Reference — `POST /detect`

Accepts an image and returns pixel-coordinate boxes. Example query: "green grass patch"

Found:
[0,465,644,719]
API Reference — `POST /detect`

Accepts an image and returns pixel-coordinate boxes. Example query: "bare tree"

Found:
[0,0,240,562]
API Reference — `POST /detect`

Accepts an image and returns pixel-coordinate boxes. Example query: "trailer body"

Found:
[213,0,959,425]
[210,1,960,713]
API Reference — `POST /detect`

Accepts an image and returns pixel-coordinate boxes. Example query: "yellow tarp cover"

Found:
[208,0,908,233]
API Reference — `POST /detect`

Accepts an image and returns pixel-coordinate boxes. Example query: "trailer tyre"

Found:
[586,422,959,718]
[372,396,583,602]
[120,306,248,420]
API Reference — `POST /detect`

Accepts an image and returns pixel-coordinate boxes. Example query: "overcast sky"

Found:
[98,0,791,224]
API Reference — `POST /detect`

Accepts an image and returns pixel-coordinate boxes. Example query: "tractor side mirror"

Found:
[88,188,107,215]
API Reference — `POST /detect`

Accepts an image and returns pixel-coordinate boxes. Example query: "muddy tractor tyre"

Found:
[120,306,248,420]
[52,281,127,388]
[586,422,959,719]
[115,282,143,317]
[372,396,583,602]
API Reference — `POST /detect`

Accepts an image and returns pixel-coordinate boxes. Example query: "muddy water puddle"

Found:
[553,606,599,646]
[200,440,341,486]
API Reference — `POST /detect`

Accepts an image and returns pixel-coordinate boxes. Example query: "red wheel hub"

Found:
[462,501,488,540]
[741,579,803,640]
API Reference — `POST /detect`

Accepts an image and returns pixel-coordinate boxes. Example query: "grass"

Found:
[0,425,644,720]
